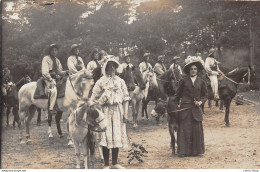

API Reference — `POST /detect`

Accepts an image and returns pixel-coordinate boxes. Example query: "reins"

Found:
[68,75,83,100]
[218,69,250,85]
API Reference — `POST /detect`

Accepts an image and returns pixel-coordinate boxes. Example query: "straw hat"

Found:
[143,52,151,58]
[157,55,165,62]
[101,58,123,76]
[208,48,216,57]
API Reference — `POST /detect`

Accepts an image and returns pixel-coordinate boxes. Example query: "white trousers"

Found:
[208,75,219,99]
[44,79,57,111]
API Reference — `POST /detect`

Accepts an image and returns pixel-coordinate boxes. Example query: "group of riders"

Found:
[2,43,221,119]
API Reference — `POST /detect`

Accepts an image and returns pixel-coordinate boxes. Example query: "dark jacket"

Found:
[172,76,207,121]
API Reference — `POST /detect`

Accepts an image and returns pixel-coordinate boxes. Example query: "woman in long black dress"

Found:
[172,56,208,157]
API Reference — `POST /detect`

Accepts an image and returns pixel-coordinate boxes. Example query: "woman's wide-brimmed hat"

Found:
[183,56,204,75]
[101,56,123,76]
[157,55,165,62]
[208,48,216,57]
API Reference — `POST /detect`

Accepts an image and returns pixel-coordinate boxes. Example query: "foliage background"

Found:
[2,0,260,83]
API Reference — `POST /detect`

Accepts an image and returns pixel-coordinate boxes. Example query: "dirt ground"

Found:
[1,91,260,169]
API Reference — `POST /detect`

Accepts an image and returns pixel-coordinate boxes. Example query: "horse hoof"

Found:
[20,140,26,145]
[26,139,33,145]
[59,134,64,138]
[225,123,230,127]
[49,133,54,138]
[76,165,81,169]
[68,140,74,146]
[133,124,137,128]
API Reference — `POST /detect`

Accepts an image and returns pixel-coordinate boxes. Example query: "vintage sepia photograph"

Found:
[1,0,260,170]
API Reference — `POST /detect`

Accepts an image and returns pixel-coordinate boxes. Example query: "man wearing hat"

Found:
[121,54,134,70]
[205,48,220,100]
[169,56,183,75]
[42,44,67,114]
[86,48,99,72]
[154,55,167,76]
[67,44,85,75]
[139,52,153,74]
[172,55,207,157]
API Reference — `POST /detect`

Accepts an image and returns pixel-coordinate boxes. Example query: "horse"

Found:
[18,69,94,144]
[120,66,157,127]
[68,102,107,169]
[142,65,182,122]
[3,75,31,128]
[217,66,256,126]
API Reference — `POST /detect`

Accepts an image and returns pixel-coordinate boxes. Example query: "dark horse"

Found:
[217,66,256,126]
[142,66,182,122]
[4,75,32,128]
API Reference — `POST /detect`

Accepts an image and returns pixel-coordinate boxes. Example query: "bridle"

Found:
[219,68,251,85]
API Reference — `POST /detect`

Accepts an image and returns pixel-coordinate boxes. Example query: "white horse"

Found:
[68,102,107,169]
[18,69,94,144]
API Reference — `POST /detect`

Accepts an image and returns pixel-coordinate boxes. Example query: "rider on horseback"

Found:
[86,48,100,72]
[205,48,221,100]
[41,44,68,114]
[154,55,167,76]
[121,54,134,70]
[67,44,85,75]
[139,52,153,74]
[169,56,183,75]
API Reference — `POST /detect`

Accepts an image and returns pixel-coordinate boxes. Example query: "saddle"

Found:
[33,76,67,99]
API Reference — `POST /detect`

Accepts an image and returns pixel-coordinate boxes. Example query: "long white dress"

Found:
[90,75,130,149]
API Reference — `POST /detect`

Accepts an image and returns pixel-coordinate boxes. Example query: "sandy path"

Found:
[1,93,260,169]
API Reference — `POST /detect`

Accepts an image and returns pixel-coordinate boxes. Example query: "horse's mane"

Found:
[226,67,248,77]
[157,68,172,80]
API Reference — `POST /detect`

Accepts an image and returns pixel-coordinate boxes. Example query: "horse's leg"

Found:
[141,99,146,119]
[132,100,137,127]
[220,100,224,111]
[201,103,205,114]
[168,121,176,156]
[136,100,142,126]
[13,106,19,129]
[6,106,11,127]
[208,99,212,108]
[74,140,81,169]
[144,100,149,119]
[25,105,37,143]
[55,111,63,138]
[215,100,219,107]
[47,111,53,138]
[37,108,41,126]
[224,97,232,127]
[82,139,89,169]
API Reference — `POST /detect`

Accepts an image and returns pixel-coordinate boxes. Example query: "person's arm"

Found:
[79,57,85,70]
[86,61,95,71]
[67,56,78,74]
[204,58,212,74]
[196,79,208,107]
[154,64,164,75]
[178,65,183,75]
[139,63,144,73]
[42,57,52,81]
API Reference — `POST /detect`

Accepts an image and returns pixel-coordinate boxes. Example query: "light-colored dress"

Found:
[90,75,130,149]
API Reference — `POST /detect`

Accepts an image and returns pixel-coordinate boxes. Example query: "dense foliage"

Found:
[2,0,260,82]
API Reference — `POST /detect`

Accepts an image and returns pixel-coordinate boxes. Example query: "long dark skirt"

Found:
[177,112,205,156]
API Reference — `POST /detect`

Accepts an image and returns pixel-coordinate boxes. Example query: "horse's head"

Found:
[143,70,158,88]
[120,66,136,92]
[72,69,95,100]
[244,66,257,90]
[132,67,146,90]
[75,102,107,132]
[86,105,107,132]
